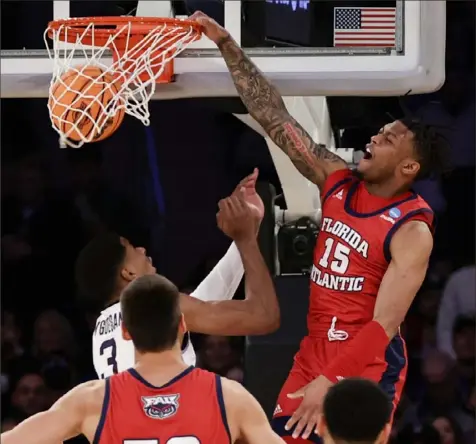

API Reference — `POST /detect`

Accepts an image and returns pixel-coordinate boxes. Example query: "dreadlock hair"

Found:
[398,117,452,180]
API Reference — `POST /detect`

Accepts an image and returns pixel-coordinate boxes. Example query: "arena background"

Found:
[1,2,475,444]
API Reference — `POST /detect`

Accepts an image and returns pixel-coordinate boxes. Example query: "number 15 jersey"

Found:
[308,169,434,335]
[93,302,196,379]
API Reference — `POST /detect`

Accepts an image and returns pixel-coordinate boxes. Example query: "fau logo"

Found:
[141,394,180,420]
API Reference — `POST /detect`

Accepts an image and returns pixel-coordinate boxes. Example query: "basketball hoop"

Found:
[44,17,202,147]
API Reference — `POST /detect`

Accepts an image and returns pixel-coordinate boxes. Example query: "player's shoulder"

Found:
[78,380,106,397]
[321,168,354,201]
[409,191,433,211]
[220,377,258,410]
[64,380,106,411]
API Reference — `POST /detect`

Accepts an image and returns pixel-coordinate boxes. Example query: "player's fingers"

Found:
[229,195,246,215]
[301,414,319,440]
[285,406,303,431]
[238,168,259,189]
[237,188,250,206]
[249,167,259,183]
[224,197,236,215]
[292,413,311,439]
[218,198,227,211]
[287,388,305,399]
[189,11,206,21]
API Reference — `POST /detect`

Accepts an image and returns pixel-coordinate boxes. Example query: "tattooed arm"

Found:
[192,12,348,190]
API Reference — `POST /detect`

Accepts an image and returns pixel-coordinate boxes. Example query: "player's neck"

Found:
[364,180,410,199]
[107,290,123,306]
[135,347,187,369]
[134,349,189,385]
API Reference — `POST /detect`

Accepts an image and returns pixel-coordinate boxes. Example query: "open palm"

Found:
[232,168,264,220]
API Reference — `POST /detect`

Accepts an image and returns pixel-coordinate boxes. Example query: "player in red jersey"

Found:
[2,197,286,444]
[191,11,451,443]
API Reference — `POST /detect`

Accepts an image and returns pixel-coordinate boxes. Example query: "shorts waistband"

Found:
[308,316,367,341]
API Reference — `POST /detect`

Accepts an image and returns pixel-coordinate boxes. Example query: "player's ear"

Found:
[401,158,420,178]
[121,323,132,341]
[120,266,136,282]
[179,313,187,333]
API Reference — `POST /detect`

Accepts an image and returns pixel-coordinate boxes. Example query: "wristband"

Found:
[322,320,390,383]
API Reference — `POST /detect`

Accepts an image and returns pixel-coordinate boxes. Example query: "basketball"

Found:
[49,66,125,143]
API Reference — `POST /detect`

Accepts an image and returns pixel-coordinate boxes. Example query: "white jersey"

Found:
[92,302,196,379]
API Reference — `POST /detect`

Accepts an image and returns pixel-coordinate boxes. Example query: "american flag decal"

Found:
[333,7,396,47]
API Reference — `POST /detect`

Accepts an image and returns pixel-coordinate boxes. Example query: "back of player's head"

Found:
[75,233,125,307]
[321,378,392,444]
[399,117,452,180]
[120,274,181,353]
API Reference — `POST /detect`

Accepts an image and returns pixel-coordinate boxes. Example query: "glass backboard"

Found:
[1,0,446,98]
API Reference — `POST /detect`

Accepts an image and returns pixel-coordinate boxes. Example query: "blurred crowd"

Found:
[1,3,475,444]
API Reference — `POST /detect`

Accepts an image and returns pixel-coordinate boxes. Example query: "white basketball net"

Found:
[45,20,200,148]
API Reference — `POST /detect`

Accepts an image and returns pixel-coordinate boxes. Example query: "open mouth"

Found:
[363,146,373,160]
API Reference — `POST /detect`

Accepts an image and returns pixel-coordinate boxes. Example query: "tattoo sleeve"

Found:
[217,36,347,188]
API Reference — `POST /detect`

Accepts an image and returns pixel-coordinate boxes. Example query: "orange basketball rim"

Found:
[45,16,202,148]
[47,16,202,84]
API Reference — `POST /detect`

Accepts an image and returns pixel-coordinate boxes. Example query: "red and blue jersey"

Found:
[308,169,434,336]
[94,366,230,444]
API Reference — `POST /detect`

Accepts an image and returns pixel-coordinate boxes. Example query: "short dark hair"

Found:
[323,378,392,444]
[75,233,126,307]
[120,274,181,353]
[399,118,452,180]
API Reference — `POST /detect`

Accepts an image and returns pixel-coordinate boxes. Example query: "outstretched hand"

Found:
[285,376,333,440]
[189,11,229,44]
[217,190,259,242]
[232,168,264,221]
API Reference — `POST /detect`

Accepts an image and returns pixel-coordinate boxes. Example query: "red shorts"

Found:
[271,334,407,442]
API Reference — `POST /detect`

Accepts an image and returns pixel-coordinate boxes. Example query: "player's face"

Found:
[357,121,420,183]
[120,238,156,279]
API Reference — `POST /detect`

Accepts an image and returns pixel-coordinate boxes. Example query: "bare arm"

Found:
[221,377,286,444]
[217,36,347,189]
[374,221,433,337]
[1,381,101,444]
[181,237,279,335]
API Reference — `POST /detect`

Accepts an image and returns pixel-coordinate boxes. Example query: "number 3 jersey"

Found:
[93,302,196,379]
[308,169,434,335]
[94,366,230,444]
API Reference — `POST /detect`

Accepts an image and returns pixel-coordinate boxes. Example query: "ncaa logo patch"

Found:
[389,208,401,219]
[142,394,180,420]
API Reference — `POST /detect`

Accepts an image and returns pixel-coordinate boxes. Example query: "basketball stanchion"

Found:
[44,17,202,148]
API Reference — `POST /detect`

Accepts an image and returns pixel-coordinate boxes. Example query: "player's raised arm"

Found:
[322,220,433,382]
[180,191,280,335]
[1,380,103,444]
[221,377,286,444]
[191,12,347,191]
[187,171,259,304]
